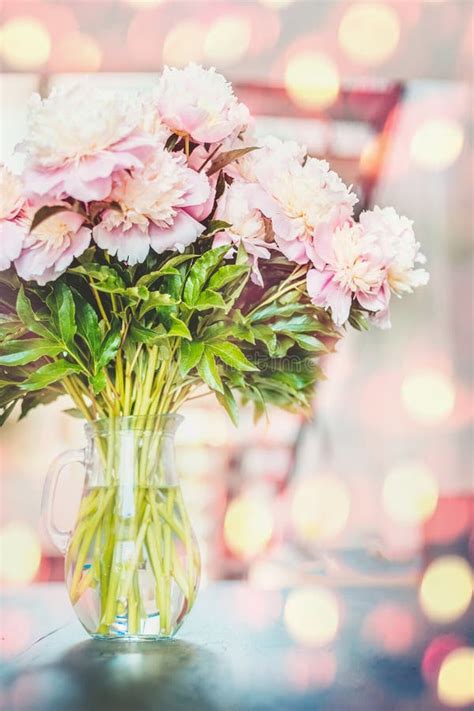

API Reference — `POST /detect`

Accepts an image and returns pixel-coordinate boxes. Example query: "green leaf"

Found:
[46,282,76,346]
[231,322,255,344]
[183,246,228,306]
[349,310,369,331]
[73,291,101,361]
[97,323,121,369]
[253,324,277,352]
[208,264,249,290]
[70,263,126,293]
[29,205,78,233]
[179,340,204,376]
[250,302,307,322]
[63,407,84,419]
[236,239,249,265]
[129,319,167,345]
[202,220,232,237]
[292,333,328,352]
[271,314,319,334]
[216,385,239,425]
[21,360,82,391]
[139,292,177,318]
[197,350,224,393]
[136,254,195,288]
[207,147,259,177]
[167,315,191,340]
[195,289,226,311]
[16,287,53,339]
[91,370,107,394]
[124,285,150,301]
[209,342,258,372]
[0,338,63,366]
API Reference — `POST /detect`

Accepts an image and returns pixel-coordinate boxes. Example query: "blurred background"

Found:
[0,0,472,706]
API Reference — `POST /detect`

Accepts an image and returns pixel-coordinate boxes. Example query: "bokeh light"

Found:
[1,16,51,70]
[419,556,472,623]
[224,495,273,559]
[162,21,206,67]
[363,604,416,654]
[284,587,340,647]
[0,521,41,584]
[284,51,340,110]
[437,647,474,707]
[338,3,400,66]
[411,119,464,171]
[204,15,251,66]
[382,461,438,525]
[424,497,472,545]
[291,475,351,543]
[422,635,465,684]
[402,369,455,425]
[50,32,102,72]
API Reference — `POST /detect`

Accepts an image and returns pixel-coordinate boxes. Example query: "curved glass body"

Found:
[44,416,200,640]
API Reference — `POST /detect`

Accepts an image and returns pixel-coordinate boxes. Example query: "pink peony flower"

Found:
[307,221,389,326]
[156,63,250,144]
[213,181,273,286]
[92,147,211,264]
[252,154,357,265]
[21,84,154,203]
[0,165,27,270]
[14,204,91,285]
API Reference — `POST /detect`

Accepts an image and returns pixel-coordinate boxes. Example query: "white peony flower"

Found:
[21,83,154,202]
[360,206,429,295]
[230,135,306,183]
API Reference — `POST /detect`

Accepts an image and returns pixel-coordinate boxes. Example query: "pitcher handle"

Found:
[41,449,85,555]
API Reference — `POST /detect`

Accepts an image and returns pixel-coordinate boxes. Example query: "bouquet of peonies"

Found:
[0,64,428,637]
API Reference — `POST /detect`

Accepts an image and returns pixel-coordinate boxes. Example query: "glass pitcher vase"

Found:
[41,415,200,640]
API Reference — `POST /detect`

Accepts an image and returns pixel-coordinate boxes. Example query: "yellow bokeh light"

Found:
[0,521,41,584]
[382,461,438,525]
[291,475,351,543]
[338,3,400,66]
[284,51,340,110]
[402,369,455,425]
[163,21,206,67]
[411,119,464,171]
[204,16,251,66]
[284,587,339,647]
[224,495,273,559]
[1,16,51,70]
[420,556,473,624]
[438,647,474,707]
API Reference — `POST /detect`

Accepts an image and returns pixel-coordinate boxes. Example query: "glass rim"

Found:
[84,414,184,436]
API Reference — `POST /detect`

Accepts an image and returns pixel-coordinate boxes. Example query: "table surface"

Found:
[0,580,469,711]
